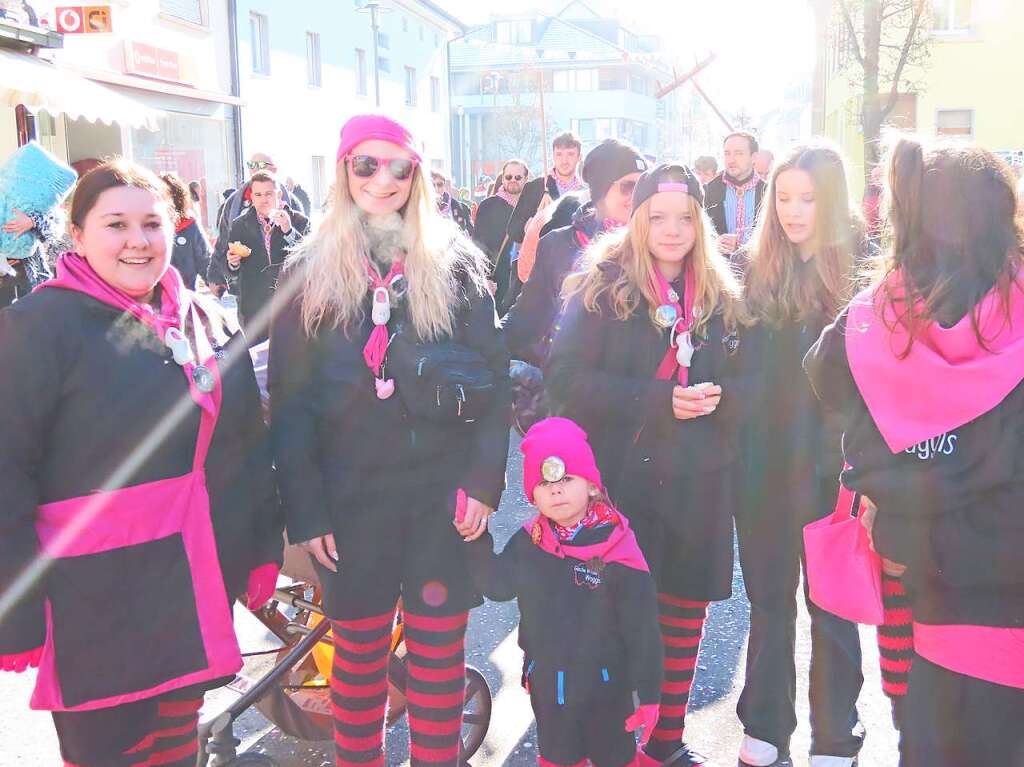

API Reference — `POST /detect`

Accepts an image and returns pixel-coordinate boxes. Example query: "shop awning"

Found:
[0,49,162,130]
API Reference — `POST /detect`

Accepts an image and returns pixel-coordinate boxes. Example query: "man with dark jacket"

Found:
[503,138,648,366]
[207,152,297,294]
[506,132,585,248]
[474,159,528,306]
[225,172,309,344]
[704,131,766,255]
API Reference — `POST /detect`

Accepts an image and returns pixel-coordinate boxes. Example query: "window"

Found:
[430,76,441,112]
[405,66,417,106]
[306,32,322,87]
[250,12,269,75]
[434,31,440,46]
[596,118,614,139]
[311,156,326,210]
[377,31,389,49]
[553,70,571,92]
[419,24,424,42]
[378,57,390,74]
[572,118,595,141]
[160,0,204,25]
[936,109,973,137]
[575,69,597,91]
[933,0,972,32]
[599,67,626,90]
[355,49,368,95]
[402,16,408,33]
[495,20,532,44]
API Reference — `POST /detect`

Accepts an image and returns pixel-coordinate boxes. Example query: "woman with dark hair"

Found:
[547,164,747,767]
[733,142,871,767]
[805,137,1024,766]
[0,159,281,767]
[161,172,211,290]
[269,115,509,766]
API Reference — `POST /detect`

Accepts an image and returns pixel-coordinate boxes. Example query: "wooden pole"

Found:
[537,69,548,174]
[691,78,734,132]
[654,53,716,99]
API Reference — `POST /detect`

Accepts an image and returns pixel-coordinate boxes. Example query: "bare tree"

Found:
[836,0,931,182]
[491,95,544,172]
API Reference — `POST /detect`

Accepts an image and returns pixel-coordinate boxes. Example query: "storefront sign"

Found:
[55,5,112,34]
[124,41,182,83]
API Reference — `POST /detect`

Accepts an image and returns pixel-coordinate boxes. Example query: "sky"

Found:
[441,0,818,115]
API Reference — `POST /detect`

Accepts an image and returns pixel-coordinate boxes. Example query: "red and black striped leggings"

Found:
[330,608,468,767]
[54,689,202,767]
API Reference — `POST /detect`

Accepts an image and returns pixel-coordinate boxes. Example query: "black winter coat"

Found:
[545,276,750,597]
[171,220,212,291]
[503,202,600,365]
[268,260,511,545]
[466,524,662,706]
[804,307,1024,628]
[0,288,282,656]
[703,174,766,238]
[507,175,562,244]
[227,205,309,344]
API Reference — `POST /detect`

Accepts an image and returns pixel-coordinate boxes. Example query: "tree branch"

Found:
[882,0,927,118]
[838,0,865,67]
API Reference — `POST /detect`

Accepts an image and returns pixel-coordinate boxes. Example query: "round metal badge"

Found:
[541,456,567,482]
[176,236,187,246]
[192,365,216,393]
[654,304,679,329]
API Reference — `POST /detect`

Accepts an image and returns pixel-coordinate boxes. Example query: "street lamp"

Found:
[358,0,389,107]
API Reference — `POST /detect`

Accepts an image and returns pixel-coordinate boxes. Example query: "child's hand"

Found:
[624,703,660,746]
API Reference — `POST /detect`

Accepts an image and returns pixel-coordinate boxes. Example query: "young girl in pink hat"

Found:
[462,416,663,767]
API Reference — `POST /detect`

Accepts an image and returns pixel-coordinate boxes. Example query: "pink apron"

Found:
[30,301,242,712]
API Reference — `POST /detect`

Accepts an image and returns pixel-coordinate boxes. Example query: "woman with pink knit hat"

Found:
[462,416,663,767]
[268,114,510,766]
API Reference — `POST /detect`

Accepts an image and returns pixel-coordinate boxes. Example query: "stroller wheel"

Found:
[460,666,492,760]
[222,755,280,767]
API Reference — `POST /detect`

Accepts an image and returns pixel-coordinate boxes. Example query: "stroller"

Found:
[196,544,492,766]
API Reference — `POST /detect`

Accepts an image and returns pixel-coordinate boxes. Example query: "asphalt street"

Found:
[0,432,900,766]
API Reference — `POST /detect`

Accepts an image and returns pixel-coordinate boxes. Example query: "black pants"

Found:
[316,484,482,620]
[735,477,864,758]
[530,688,636,767]
[902,655,1024,766]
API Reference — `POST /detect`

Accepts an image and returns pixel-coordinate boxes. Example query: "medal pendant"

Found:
[371,286,391,326]
[676,331,695,367]
[192,365,216,393]
[654,304,679,330]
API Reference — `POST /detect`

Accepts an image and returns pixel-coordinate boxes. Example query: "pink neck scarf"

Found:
[552,171,584,195]
[362,259,404,399]
[41,252,188,339]
[652,264,698,387]
[495,187,519,207]
[846,273,1024,453]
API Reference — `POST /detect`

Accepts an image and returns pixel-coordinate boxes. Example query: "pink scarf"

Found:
[524,503,649,572]
[846,273,1024,453]
[652,264,698,387]
[495,187,519,207]
[362,259,404,399]
[552,171,584,195]
[40,252,188,340]
[723,172,759,238]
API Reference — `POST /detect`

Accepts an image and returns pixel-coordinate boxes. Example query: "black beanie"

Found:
[581,139,649,203]
[630,163,704,218]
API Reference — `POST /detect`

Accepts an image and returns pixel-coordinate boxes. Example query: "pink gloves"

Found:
[244,562,280,610]
[1,647,42,673]
[624,703,660,746]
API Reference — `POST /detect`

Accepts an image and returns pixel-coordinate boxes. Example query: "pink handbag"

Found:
[803,482,885,625]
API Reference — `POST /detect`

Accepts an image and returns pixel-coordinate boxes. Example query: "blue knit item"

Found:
[0,142,77,261]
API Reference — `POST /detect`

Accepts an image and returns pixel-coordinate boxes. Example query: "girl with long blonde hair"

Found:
[547,164,746,767]
[733,142,870,767]
[268,115,510,767]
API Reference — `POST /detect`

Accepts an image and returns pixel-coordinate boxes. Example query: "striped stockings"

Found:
[62,694,203,767]
[329,610,468,767]
[877,573,913,728]
[644,593,708,761]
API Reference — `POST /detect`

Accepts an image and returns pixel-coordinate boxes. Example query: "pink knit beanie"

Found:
[521,417,603,503]
[336,114,422,164]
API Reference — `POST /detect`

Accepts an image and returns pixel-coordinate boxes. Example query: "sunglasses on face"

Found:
[246,160,273,170]
[504,174,524,181]
[347,155,417,181]
[617,180,637,196]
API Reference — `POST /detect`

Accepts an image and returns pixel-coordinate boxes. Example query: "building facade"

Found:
[1,0,241,229]
[449,0,680,192]
[233,0,464,212]
[814,0,1024,196]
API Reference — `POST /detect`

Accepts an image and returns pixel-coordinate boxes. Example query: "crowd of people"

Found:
[0,110,1021,767]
